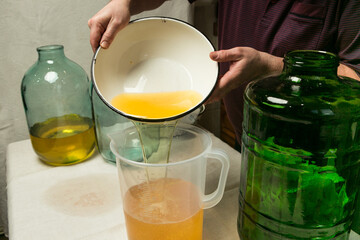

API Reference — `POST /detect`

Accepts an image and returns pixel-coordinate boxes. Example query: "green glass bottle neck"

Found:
[283,50,339,77]
[37,45,66,61]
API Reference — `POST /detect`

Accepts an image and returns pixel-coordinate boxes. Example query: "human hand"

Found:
[88,0,131,52]
[207,47,284,103]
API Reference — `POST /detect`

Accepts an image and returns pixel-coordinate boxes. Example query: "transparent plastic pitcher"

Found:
[109,124,230,240]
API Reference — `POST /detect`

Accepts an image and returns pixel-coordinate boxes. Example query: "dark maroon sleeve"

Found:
[337,0,360,76]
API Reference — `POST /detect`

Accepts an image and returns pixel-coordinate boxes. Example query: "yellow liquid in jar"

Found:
[29,114,96,166]
[111,90,203,119]
[124,178,203,240]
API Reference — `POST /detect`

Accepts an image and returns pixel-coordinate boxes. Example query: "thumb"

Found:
[210,49,243,62]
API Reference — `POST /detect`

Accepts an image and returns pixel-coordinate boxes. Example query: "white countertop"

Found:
[6,133,242,240]
[6,136,360,239]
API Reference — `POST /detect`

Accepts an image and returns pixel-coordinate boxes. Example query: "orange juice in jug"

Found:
[123,178,203,240]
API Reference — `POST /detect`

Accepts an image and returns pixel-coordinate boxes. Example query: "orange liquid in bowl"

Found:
[111,90,203,119]
[124,178,203,240]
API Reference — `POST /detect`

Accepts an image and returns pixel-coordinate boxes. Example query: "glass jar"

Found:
[91,87,131,164]
[21,45,96,166]
[238,50,360,239]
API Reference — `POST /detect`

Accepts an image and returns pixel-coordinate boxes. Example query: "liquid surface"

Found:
[111,90,202,164]
[111,90,203,119]
[30,114,95,165]
[124,178,203,240]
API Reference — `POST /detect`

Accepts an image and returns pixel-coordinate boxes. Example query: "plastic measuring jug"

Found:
[109,124,230,240]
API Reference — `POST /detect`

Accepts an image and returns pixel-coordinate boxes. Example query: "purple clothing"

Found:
[216,0,360,143]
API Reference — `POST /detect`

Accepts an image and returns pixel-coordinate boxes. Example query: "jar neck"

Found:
[37,45,65,61]
[283,50,339,77]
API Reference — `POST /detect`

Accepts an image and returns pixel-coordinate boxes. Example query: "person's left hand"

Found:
[207,47,284,103]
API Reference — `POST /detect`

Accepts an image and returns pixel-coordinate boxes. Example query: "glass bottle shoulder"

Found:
[21,57,88,87]
[244,75,360,121]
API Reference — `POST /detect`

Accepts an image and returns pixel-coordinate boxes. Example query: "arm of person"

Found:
[208,1,359,103]
[336,0,360,81]
[207,47,359,104]
[207,47,284,103]
[88,0,168,52]
[338,64,360,81]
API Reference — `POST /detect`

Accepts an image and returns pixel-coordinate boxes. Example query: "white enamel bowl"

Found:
[91,17,218,122]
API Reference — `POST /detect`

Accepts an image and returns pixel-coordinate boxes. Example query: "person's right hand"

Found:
[88,0,131,52]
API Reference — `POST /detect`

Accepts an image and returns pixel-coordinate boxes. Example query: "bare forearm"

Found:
[338,64,360,81]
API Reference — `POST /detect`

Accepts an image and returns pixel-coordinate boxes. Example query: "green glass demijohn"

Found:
[21,45,96,166]
[353,190,360,235]
[238,50,360,239]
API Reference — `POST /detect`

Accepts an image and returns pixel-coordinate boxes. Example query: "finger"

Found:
[205,79,224,104]
[100,18,125,49]
[205,96,220,105]
[205,92,221,104]
[218,70,237,90]
[89,21,106,52]
[210,48,244,62]
[212,70,242,101]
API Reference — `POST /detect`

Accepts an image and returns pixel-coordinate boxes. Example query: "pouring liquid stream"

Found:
[111,90,203,165]
[111,90,204,239]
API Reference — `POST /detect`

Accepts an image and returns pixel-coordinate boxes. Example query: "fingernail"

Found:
[211,52,218,60]
[100,41,109,48]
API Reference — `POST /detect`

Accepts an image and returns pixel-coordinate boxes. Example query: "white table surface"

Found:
[6,137,360,240]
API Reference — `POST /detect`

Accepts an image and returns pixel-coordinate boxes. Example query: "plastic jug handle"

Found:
[202,148,230,209]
